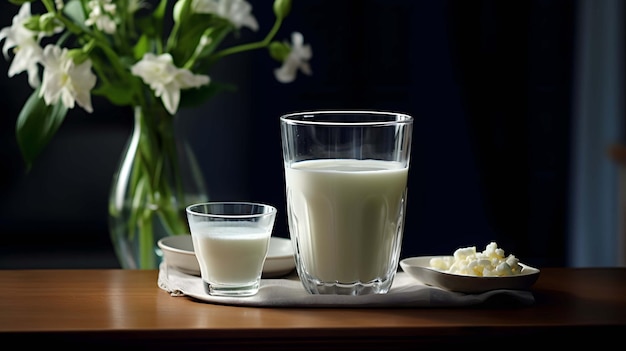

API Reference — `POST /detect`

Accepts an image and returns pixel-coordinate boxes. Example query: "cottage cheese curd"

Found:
[429,242,522,277]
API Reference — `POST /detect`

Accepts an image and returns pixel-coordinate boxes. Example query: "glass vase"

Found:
[108,105,208,269]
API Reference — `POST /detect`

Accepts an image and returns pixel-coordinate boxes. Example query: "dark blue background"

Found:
[0,0,575,268]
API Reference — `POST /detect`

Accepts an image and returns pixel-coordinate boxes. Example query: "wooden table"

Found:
[1,268,625,349]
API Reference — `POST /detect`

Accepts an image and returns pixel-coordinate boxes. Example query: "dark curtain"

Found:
[445,0,576,266]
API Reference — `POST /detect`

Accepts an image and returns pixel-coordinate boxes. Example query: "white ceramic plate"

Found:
[157,235,296,278]
[399,256,540,293]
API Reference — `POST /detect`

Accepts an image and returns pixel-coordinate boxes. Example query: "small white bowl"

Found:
[158,235,200,276]
[158,235,296,278]
[400,256,540,293]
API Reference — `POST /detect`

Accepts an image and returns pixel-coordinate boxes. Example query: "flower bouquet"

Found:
[0,0,312,268]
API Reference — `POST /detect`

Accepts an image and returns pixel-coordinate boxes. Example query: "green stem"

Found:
[211,16,283,60]
[127,102,191,268]
[139,208,154,269]
[41,0,55,13]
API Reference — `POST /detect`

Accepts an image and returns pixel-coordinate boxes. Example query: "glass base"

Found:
[203,280,260,297]
[298,274,395,295]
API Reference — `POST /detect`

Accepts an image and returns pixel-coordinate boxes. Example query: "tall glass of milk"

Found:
[186,202,277,297]
[280,111,413,295]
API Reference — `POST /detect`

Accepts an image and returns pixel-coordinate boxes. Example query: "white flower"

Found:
[39,45,97,113]
[0,3,43,88]
[131,53,210,114]
[192,0,259,31]
[85,0,117,34]
[274,32,313,84]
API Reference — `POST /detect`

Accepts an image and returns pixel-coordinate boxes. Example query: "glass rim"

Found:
[280,110,413,126]
[186,201,277,218]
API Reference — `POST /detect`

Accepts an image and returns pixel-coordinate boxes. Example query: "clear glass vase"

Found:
[108,105,208,269]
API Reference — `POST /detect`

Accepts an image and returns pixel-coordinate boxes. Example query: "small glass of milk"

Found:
[186,202,277,297]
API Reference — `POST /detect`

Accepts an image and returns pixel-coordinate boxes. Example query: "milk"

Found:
[190,224,271,285]
[285,158,408,284]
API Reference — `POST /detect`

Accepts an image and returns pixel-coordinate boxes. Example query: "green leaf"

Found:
[133,34,151,60]
[92,82,135,106]
[151,0,169,40]
[16,89,68,171]
[135,16,158,38]
[63,0,87,25]
[179,81,236,109]
[192,24,232,62]
[153,0,168,22]
[8,0,32,5]
[171,15,231,67]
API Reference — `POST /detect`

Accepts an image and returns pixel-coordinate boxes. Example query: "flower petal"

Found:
[131,53,210,114]
[273,32,313,83]
[193,0,259,31]
[0,3,43,88]
[39,44,97,112]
